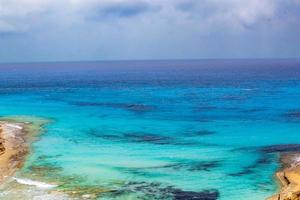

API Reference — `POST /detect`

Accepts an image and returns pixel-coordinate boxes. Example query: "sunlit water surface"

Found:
[0,60,300,200]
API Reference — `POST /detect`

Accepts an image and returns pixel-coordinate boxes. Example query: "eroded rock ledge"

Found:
[268,153,300,200]
[0,117,47,183]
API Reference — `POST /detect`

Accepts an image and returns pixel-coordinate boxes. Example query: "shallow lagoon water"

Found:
[0,59,300,199]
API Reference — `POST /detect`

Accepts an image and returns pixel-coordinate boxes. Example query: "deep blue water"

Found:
[0,59,300,200]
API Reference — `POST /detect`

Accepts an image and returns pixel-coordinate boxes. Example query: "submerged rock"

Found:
[283,110,300,122]
[108,181,219,200]
[87,129,197,146]
[187,130,216,137]
[260,144,300,154]
[187,161,221,171]
[123,133,172,145]
[171,188,219,200]
[71,101,155,113]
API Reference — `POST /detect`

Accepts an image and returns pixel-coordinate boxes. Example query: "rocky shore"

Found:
[0,121,28,183]
[268,153,300,200]
[0,117,47,183]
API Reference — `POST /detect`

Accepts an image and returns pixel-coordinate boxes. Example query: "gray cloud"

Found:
[0,0,300,62]
[93,1,159,19]
[1,0,299,32]
[174,0,300,32]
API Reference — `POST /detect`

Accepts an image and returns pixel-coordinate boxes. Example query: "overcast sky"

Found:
[0,0,300,62]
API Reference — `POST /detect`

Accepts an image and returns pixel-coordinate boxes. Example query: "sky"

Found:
[0,0,300,62]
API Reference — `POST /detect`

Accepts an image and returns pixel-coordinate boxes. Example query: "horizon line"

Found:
[1,57,300,65]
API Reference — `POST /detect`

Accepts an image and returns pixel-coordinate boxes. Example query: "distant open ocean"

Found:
[1,59,300,199]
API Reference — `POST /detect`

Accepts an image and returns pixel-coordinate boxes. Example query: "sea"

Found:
[0,59,300,200]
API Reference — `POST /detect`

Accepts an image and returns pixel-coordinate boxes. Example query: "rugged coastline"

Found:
[0,120,29,182]
[3,116,300,200]
[268,153,300,200]
[0,117,47,183]
[0,117,102,200]
[0,117,71,199]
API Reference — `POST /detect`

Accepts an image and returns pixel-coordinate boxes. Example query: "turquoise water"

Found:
[1,59,300,199]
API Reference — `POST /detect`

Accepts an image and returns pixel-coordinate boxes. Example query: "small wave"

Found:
[294,156,300,163]
[6,123,23,130]
[13,177,57,189]
[241,88,257,91]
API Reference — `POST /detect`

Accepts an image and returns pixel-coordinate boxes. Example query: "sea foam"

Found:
[13,177,57,189]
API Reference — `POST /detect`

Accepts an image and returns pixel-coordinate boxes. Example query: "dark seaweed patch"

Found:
[283,110,300,122]
[109,181,219,200]
[142,160,221,172]
[87,130,122,140]
[86,129,200,146]
[228,153,274,177]
[188,130,216,137]
[229,144,292,177]
[232,144,300,154]
[229,143,300,177]
[228,168,254,177]
[256,156,273,165]
[228,156,273,177]
[230,146,254,153]
[260,144,300,153]
[71,101,154,113]
[189,161,220,171]
[240,108,266,113]
[72,102,106,106]
[123,133,173,145]
[126,104,154,113]
[165,161,221,172]
[114,167,156,177]
[171,188,219,200]
[123,132,198,146]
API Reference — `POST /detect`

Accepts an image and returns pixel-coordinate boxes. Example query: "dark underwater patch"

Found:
[138,160,221,172]
[255,156,273,165]
[229,144,300,177]
[70,101,154,113]
[112,166,158,177]
[240,108,266,113]
[87,129,173,144]
[87,129,122,140]
[230,146,254,153]
[109,181,219,200]
[188,130,216,137]
[232,144,300,154]
[228,155,274,177]
[283,110,300,122]
[195,105,218,112]
[167,161,220,172]
[189,161,220,171]
[171,188,219,200]
[123,133,173,145]
[260,144,300,153]
[228,168,254,177]
[86,129,201,146]
[123,132,199,146]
